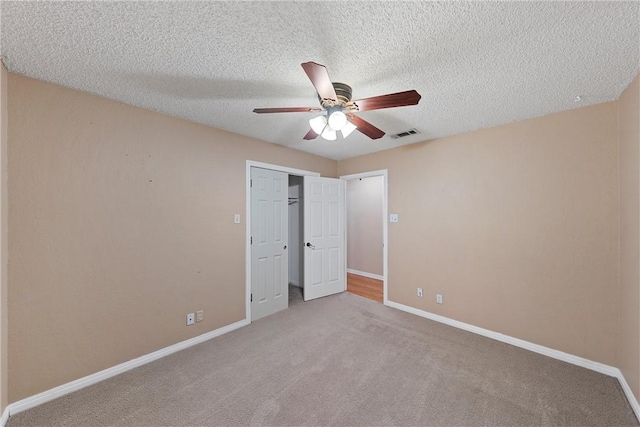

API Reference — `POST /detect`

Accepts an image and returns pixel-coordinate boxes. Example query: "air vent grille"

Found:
[390,128,420,139]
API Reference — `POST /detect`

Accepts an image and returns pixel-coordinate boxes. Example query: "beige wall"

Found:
[619,73,640,400]
[5,69,636,406]
[0,63,8,415]
[7,74,336,402]
[347,176,383,276]
[338,102,620,366]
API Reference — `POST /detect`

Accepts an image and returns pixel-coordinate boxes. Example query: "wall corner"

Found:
[0,60,9,417]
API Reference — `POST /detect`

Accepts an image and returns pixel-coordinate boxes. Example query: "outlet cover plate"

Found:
[186,313,195,326]
[196,310,204,322]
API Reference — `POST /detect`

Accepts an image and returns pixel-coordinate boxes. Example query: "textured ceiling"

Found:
[1,1,638,160]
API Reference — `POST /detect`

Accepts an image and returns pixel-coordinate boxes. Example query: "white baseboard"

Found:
[385,300,617,374]
[5,318,249,419]
[4,303,639,425]
[0,407,8,427]
[347,269,383,281]
[616,367,640,422]
[385,300,640,422]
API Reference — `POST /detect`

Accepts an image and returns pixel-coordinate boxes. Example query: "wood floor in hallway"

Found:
[347,272,383,303]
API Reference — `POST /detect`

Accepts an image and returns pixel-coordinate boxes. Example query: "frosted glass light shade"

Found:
[321,127,337,141]
[341,121,357,138]
[309,115,327,134]
[309,113,354,140]
[327,111,347,131]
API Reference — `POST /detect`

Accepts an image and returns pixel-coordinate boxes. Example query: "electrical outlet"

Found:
[417,288,423,297]
[436,294,443,304]
[186,313,195,326]
[196,310,204,322]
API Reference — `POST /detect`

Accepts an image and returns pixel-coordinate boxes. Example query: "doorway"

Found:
[340,170,388,304]
[246,161,347,322]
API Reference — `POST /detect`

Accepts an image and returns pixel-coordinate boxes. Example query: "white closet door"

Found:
[251,167,288,321]
[303,176,345,301]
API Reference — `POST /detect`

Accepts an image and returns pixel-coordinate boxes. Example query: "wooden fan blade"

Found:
[303,129,319,140]
[347,114,385,140]
[301,62,338,101]
[352,90,421,112]
[253,107,322,114]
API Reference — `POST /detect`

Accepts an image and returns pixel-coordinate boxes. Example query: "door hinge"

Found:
[251,293,253,302]
[251,236,253,244]
[250,179,252,187]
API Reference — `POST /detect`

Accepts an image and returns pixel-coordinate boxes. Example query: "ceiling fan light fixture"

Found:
[254,61,421,142]
[309,115,327,134]
[327,110,347,131]
[321,127,337,141]
[341,121,357,138]
[310,112,350,141]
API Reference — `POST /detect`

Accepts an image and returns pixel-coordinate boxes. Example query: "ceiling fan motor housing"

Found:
[333,82,353,104]
[318,82,353,106]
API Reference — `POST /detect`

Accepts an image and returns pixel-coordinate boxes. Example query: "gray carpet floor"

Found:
[8,287,638,426]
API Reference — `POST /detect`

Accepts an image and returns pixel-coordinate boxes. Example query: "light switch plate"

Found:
[234,214,240,224]
[390,214,399,223]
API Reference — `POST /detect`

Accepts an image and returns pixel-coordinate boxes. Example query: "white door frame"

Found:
[339,169,389,304]
[245,160,320,322]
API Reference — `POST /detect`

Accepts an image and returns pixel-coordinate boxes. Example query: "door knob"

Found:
[306,242,316,249]
[283,245,287,250]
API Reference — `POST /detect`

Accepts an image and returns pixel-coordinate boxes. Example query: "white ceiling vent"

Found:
[390,129,421,139]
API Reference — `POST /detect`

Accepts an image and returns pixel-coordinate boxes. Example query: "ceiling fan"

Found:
[253,62,422,141]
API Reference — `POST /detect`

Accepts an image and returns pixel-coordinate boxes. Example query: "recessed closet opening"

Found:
[288,175,304,302]
[246,161,347,322]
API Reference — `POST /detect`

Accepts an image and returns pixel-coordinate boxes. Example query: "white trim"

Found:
[346,269,383,281]
[6,319,248,417]
[246,161,321,178]
[0,407,8,427]
[617,369,640,422]
[341,177,347,293]
[340,169,387,181]
[340,170,388,304]
[385,300,640,422]
[246,161,319,323]
[385,300,617,374]
[3,302,638,424]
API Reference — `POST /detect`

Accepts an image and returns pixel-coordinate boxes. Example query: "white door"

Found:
[303,176,346,301]
[251,167,288,321]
